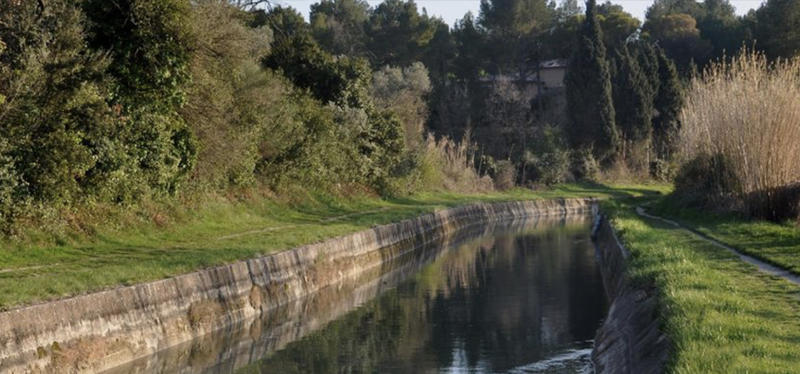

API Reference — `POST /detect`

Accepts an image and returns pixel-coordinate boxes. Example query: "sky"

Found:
[276,0,765,26]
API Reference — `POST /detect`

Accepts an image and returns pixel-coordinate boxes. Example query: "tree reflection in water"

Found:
[237,216,607,374]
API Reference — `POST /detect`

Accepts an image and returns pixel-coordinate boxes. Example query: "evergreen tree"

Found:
[754,0,800,59]
[479,0,556,76]
[564,0,618,164]
[633,42,661,96]
[310,0,370,56]
[451,13,487,81]
[652,46,683,159]
[596,2,641,53]
[365,0,438,67]
[611,46,655,164]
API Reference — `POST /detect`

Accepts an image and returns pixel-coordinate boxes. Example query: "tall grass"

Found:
[418,133,494,193]
[678,50,800,220]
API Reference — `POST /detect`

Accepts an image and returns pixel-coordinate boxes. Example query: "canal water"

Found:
[107,215,607,374]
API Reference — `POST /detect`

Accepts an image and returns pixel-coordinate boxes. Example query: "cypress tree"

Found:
[611,46,655,159]
[633,42,660,97]
[652,46,683,159]
[565,0,619,164]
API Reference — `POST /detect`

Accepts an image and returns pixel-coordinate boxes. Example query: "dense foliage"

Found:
[565,0,618,167]
[1,0,798,229]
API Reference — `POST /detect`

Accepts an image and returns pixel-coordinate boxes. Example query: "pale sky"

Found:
[277,0,765,26]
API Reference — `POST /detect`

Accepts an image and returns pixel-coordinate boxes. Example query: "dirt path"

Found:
[635,206,800,286]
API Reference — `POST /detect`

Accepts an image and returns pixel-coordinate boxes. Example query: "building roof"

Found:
[539,59,568,69]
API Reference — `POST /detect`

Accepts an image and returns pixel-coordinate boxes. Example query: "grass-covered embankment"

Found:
[0,183,661,311]
[650,198,800,275]
[605,199,800,373]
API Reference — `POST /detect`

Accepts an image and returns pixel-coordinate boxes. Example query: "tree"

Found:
[596,2,640,52]
[451,13,487,81]
[82,0,197,193]
[365,0,437,67]
[478,0,556,75]
[632,41,661,96]
[644,0,742,69]
[180,0,273,187]
[645,0,703,20]
[754,0,800,59]
[547,6,583,59]
[262,6,406,192]
[611,46,654,168]
[643,13,711,73]
[420,18,454,85]
[0,0,136,202]
[564,0,618,165]
[556,0,583,22]
[696,0,742,59]
[310,0,370,56]
[652,46,683,159]
[371,63,432,149]
[263,7,372,109]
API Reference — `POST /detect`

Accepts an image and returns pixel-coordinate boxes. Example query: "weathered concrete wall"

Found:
[591,214,670,374]
[106,215,569,374]
[0,198,595,374]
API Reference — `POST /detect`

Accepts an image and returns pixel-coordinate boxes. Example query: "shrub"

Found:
[572,148,601,182]
[649,158,677,182]
[528,149,571,186]
[523,125,571,186]
[83,0,198,195]
[678,50,800,221]
[416,134,493,193]
[673,153,741,209]
[493,160,516,191]
[0,0,127,202]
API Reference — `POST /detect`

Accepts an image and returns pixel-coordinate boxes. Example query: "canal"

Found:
[108,215,607,374]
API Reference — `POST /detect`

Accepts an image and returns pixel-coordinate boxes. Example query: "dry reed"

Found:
[679,50,800,219]
[420,133,494,193]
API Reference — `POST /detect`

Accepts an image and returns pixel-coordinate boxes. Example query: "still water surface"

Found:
[109,216,607,374]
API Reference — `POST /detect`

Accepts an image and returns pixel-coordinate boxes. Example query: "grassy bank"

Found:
[0,183,663,310]
[650,198,800,275]
[605,199,800,373]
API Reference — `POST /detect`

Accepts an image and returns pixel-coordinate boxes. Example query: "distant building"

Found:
[537,59,568,90]
[478,59,568,97]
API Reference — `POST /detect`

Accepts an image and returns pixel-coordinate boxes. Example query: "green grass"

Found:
[605,200,800,373]
[0,183,665,310]
[650,197,800,275]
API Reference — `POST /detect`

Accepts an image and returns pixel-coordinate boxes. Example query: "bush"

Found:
[572,148,601,182]
[83,0,198,196]
[528,149,571,186]
[493,160,516,191]
[0,0,126,202]
[673,153,740,209]
[678,50,800,221]
[524,125,571,186]
[414,134,493,193]
[649,158,677,182]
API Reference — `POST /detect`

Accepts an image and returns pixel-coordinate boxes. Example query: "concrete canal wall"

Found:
[591,214,670,374]
[0,198,596,373]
